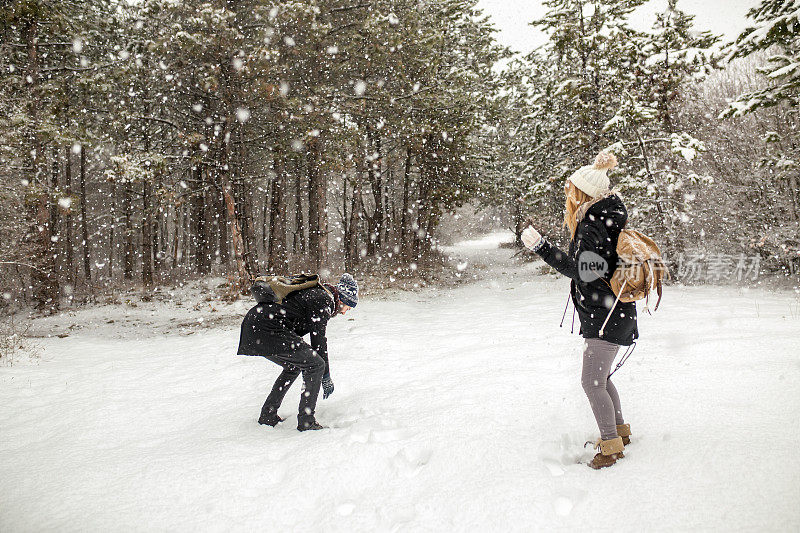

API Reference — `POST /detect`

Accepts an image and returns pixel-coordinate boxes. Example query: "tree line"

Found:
[1,0,505,312]
[1,0,798,314]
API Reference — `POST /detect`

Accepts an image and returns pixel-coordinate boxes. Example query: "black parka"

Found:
[535,194,638,346]
[237,285,336,378]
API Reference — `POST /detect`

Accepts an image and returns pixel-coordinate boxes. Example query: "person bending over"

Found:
[237,273,359,431]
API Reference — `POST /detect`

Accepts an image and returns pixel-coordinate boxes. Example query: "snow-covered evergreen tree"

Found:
[721,0,800,223]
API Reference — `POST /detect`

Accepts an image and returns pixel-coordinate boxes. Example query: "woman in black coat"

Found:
[522,151,636,469]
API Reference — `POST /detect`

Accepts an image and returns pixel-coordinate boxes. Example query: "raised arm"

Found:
[526,224,610,282]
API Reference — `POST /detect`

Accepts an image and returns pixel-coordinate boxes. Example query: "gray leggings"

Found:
[582,338,625,440]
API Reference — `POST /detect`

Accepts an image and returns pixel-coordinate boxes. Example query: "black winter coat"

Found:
[237,285,337,378]
[535,194,638,346]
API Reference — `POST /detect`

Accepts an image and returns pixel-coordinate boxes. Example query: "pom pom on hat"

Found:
[568,151,616,198]
[593,151,618,170]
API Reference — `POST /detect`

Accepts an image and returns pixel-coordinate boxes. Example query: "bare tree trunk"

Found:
[400,149,413,259]
[367,132,384,256]
[183,197,192,268]
[122,181,135,280]
[267,156,287,272]
[385,154,394,249]
[346,167,362,270]
[152,171,164,277]
[234,177,257,275]
[425,209,440,258]
[79,145,91,281]
[294,168,305,253]
[50,149,61,274]
[172,199,182,270]
[142,178,154,288]
[141,121,154,288]
[268,176,275,256]
[64,147,74,286]
[108,183,116,281]
[21,17,59,312]
[307,136,328,271]
[342,171,349,246]
[415,163,432,260]
[217,185,229,266]
[193,165,210,275]
[223,184,251,291]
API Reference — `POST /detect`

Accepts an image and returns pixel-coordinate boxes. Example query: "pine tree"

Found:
[721,0,800,222]
[598,0,718,254]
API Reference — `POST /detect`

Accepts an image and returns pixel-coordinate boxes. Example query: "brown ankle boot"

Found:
[617,424,631,446]
[589,436,625,470]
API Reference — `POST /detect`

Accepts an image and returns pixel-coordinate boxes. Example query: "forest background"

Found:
[1,0,798,315]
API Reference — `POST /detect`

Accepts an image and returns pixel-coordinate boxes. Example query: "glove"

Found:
[521,226,543,251]
[322,376,334,399]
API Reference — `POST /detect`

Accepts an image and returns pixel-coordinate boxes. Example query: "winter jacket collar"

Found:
[575,190,626,228]
[322,283,340,310]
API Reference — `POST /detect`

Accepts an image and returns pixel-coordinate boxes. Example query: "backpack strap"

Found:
[654,279,663,312]
[599,279,626,337]
[642,262,654,315]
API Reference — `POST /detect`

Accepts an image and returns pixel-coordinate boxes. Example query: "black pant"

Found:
[260,341,325,425]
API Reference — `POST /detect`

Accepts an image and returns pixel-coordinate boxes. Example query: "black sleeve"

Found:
[536,239,579,280]
[309,321,330,379]
[306,289,334,379]
[535,224,610,282]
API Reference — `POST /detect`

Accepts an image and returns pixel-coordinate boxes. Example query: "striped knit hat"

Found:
[336,273,359,308]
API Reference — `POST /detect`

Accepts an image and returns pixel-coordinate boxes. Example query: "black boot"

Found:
[258,406,285,427]
[297,416,327,431]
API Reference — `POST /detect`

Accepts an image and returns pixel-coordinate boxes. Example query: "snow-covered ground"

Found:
[2,233,799,531]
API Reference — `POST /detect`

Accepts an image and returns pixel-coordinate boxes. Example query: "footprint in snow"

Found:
[391,444,433,478]
[537,433,594,474]
[346,427,416,445]
[552,488,588,517]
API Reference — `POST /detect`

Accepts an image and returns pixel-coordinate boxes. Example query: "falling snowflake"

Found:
[236,107,251,123]
[354,80,367,96]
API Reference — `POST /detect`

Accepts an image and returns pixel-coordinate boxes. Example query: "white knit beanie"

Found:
[568,151,618,198]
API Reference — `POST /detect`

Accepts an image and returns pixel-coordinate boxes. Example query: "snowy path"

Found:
[2,233,800,531]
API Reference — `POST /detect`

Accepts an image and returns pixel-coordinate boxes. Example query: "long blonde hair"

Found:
[564,181,593,238]
[563,151,618,237]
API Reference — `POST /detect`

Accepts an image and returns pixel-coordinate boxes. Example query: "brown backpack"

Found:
[599,229,668,336]
[251,273,321,304]
[607,229,669,311]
